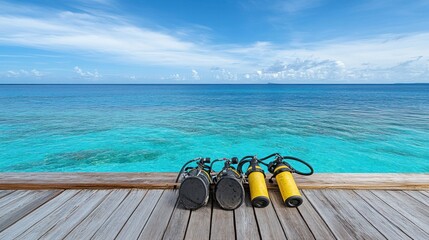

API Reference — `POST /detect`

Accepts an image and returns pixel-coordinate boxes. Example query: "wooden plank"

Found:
[270,190,314,240]
[0,190,14,199]
[298,191,335,239]
[162,198,191,240]
[0,190,35,209]
[64,189,130,239]
[17,190,99,239]
[355,190,429,239]
[185,195,212,240]
[404,191,429,206]
[303,190,385,239]
[371,190,429,233]
[0,173,427,190]
[234,192,260,240]
[253,197,286,239]
[420,191,429,197]
[92,189,147,240]
[0,190,61,232]
[210,195,235,240]
[40,190,111,239]
[116,189,163,239]
[138,190,179,239]
[335,190,411,239]
[0,190,79,239]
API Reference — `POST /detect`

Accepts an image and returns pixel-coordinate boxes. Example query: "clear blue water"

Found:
[0,84,428,173]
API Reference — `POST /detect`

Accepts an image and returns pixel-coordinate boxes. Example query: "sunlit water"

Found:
[0,84,428,172]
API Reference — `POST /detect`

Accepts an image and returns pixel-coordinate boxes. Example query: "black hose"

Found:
[282,156,314,176]
[175,158,199,183]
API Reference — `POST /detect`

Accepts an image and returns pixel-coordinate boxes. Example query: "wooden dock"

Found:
[0,173,428,239]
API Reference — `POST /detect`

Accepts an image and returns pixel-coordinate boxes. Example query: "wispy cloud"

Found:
[74,66,100,79]
[5,69,44,78]
[1,1,428,83]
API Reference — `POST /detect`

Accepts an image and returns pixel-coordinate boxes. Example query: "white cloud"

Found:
[191,69,200,80]
[0,2,428,83]
[74,66,100,79]
[5,69,44,77]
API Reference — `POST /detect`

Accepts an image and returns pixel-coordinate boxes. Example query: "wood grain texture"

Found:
[17,190,98,239]
[64,189,130,240]
[40,190,110,239]
[0,190,14,199]
[371,190,429,233]
[299,191,335,240]
[138,190,178,240]
[185,196,212,240]
[355,190,429,239]
[116,189,163,239]
[210,196,235,240]
[162,200,191,240]
[334,190,410,239]
[270,190,314,240]
[234,192,260,240]
[0,190,61,232]
[92,189,147,240]
[0,173,427,190]
[304,189,385,240]
[253,198,286,239]
[404,190,429,206]
[0,190,79,239]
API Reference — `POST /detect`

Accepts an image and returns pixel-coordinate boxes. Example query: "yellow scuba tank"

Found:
[238,156,270,208]
[267,154,313,207]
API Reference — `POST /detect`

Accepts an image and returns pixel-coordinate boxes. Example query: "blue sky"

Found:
[0,0,428,83]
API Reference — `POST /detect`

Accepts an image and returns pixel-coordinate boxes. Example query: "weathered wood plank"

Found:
[0,190,36,209]
[404,191,429,206]
[420,191,429,197]
[0,190,14,199]
[40,190,111,239]
[0,173,427,190]
[0,190,79,239]
[0,190,61,232]
[298,191,335,239]
[17,190,99,239]
[304,190,385,239]
[162,199,191,240]
[253,197,286,239]
[92,190,147,240]
[335,190,410,239]
[234,192,260,240]
[371,190,429,233]
[210,195,235,240]
[138,190,178,239]
[270,190,314,240]
[64,189,130,239]
[116,189,163,239]
[355,190,429,239]
[185,196,212,240]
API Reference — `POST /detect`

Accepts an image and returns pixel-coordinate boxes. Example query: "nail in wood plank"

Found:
[253,196,286,239]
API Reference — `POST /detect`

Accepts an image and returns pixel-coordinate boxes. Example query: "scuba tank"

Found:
[238,156,270,208]
[210,157,245,210]
[263,153,313,207]
[176,157,212,210]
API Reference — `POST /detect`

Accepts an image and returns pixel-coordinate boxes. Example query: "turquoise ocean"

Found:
[0,84,428,172]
